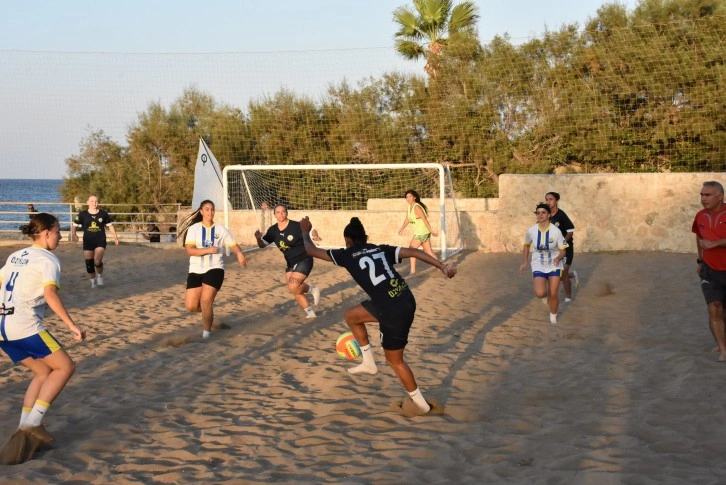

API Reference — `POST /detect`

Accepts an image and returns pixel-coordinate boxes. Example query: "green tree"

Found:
[393,0,479,76]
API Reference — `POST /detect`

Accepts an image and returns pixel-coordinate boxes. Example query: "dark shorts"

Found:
[361,294,416,351]
[563,245,574,266]
[699,263,726,305]
[83,235,107,251]
[286,257,314,276]
[0,330,62,363]
[187,268,225,291]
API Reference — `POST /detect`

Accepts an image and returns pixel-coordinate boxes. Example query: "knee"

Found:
[287,282,303,295]
[85,259,95,274]
[94,261,103,270]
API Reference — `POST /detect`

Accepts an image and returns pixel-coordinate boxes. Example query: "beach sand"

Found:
[0,242,722,483]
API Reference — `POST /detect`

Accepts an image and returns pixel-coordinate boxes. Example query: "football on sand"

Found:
[335,332,361,360]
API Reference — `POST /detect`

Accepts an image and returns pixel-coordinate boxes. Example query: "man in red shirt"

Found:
[692,180,726,362]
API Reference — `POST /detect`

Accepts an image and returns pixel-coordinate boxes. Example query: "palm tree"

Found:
[393,0,479,76]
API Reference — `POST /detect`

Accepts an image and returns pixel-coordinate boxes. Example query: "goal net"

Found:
[223,163,462,259]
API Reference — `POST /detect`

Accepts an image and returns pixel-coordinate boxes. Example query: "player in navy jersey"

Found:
[70,194,119,288]
[545,191,578,301]
[300,216,457,415]
[254,204,321,319]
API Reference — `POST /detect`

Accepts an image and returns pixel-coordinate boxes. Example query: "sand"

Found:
[0,242,722,483]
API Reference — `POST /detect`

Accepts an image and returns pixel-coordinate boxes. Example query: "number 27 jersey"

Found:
[328,243,412,308]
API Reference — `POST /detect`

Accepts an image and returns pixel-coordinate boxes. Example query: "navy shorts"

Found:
[362,294,416,351]
[286,257,314,276]
[0,330,62,363]
[83,236,107,251]
[699,263,726,305]
[187,268,225,291]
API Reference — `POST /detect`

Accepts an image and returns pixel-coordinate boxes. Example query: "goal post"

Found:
[222,163,463,259]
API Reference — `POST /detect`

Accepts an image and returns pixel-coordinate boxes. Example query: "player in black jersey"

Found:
[300,216,457,415]
[254,204,321,319]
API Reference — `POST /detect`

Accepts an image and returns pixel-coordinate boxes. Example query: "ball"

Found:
[335,331,361,360]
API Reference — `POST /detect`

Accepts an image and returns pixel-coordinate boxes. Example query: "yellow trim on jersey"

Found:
[38,330,61,354]
[43,281,60,288]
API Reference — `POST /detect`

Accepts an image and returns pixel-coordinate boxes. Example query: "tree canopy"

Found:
[63,0,726,202]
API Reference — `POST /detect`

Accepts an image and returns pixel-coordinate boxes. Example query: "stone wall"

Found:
[182,173,722,254]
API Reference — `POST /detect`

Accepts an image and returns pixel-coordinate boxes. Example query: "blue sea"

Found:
[0,179,71,230]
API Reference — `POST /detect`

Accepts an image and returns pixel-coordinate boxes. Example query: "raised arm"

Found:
[398,247,456,278]
[300,217,333,262]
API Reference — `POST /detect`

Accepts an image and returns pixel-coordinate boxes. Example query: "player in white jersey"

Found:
[0,213,86,462]
[183,200,247,339]
[519,203,568,324]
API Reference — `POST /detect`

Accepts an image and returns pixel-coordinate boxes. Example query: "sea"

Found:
[0,179,70,230]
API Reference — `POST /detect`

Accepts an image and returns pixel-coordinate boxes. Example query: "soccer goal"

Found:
[222,163,463,259]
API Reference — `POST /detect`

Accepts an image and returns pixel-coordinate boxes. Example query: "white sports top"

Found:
[0,245,61,340]
[523,223,568,273]
[185,222,238,274]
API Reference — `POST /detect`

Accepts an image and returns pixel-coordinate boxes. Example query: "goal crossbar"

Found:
[222,163,462,259]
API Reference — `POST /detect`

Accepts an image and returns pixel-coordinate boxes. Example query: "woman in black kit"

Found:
[300,216,457,416]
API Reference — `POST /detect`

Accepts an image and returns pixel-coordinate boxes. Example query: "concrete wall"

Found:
[181,173,721,254]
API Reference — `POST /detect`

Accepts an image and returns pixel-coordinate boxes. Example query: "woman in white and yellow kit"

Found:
[0,213,86,454]
[183,200,247,339]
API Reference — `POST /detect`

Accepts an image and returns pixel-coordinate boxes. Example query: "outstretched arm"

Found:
[399,247,456,278]
[300,217,333,262]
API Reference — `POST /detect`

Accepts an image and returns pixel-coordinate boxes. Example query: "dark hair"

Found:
[535,202,551,214]
[545,191,561,201]
[343,217,368,244]
[20,213,58,237]
[405,189,428,214]
[703,181,724,194]
[273,203,288,212]
[189,199,215,226]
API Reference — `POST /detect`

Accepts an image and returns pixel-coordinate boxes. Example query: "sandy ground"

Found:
[0,241,722,484]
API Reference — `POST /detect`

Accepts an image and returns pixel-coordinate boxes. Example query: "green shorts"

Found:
[413,233,431,243]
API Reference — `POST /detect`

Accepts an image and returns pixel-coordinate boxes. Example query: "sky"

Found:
[0,0,639,179]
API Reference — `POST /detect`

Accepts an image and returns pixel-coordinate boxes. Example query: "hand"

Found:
[299,216,312,233]
[519,262,527,273]
[70,324,86,342]
[254,229,262,239]
[441,263,457,278]
[71,234,78,243]
[237,252,248,268]
[208,246,220,255]
[114,238,120,246]
[398,228,404,235]
[431,231,439,237]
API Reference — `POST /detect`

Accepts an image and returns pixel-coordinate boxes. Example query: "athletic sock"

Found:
[202,330,211,339]
[408,388,431,413]
[304,306,316,318]
[23,400,50,428]
[550,313,558,324]
[18,406,31,428]
[348,344,378,374]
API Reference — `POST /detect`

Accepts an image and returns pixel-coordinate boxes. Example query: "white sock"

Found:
[202,330,211,339]
[19,406,31,428]
[348,344,378,374]
[360,344,375,366]
[23,400,50,428]
[550,312,558,324]
[408,388,431,413]
[304,306,316,317]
